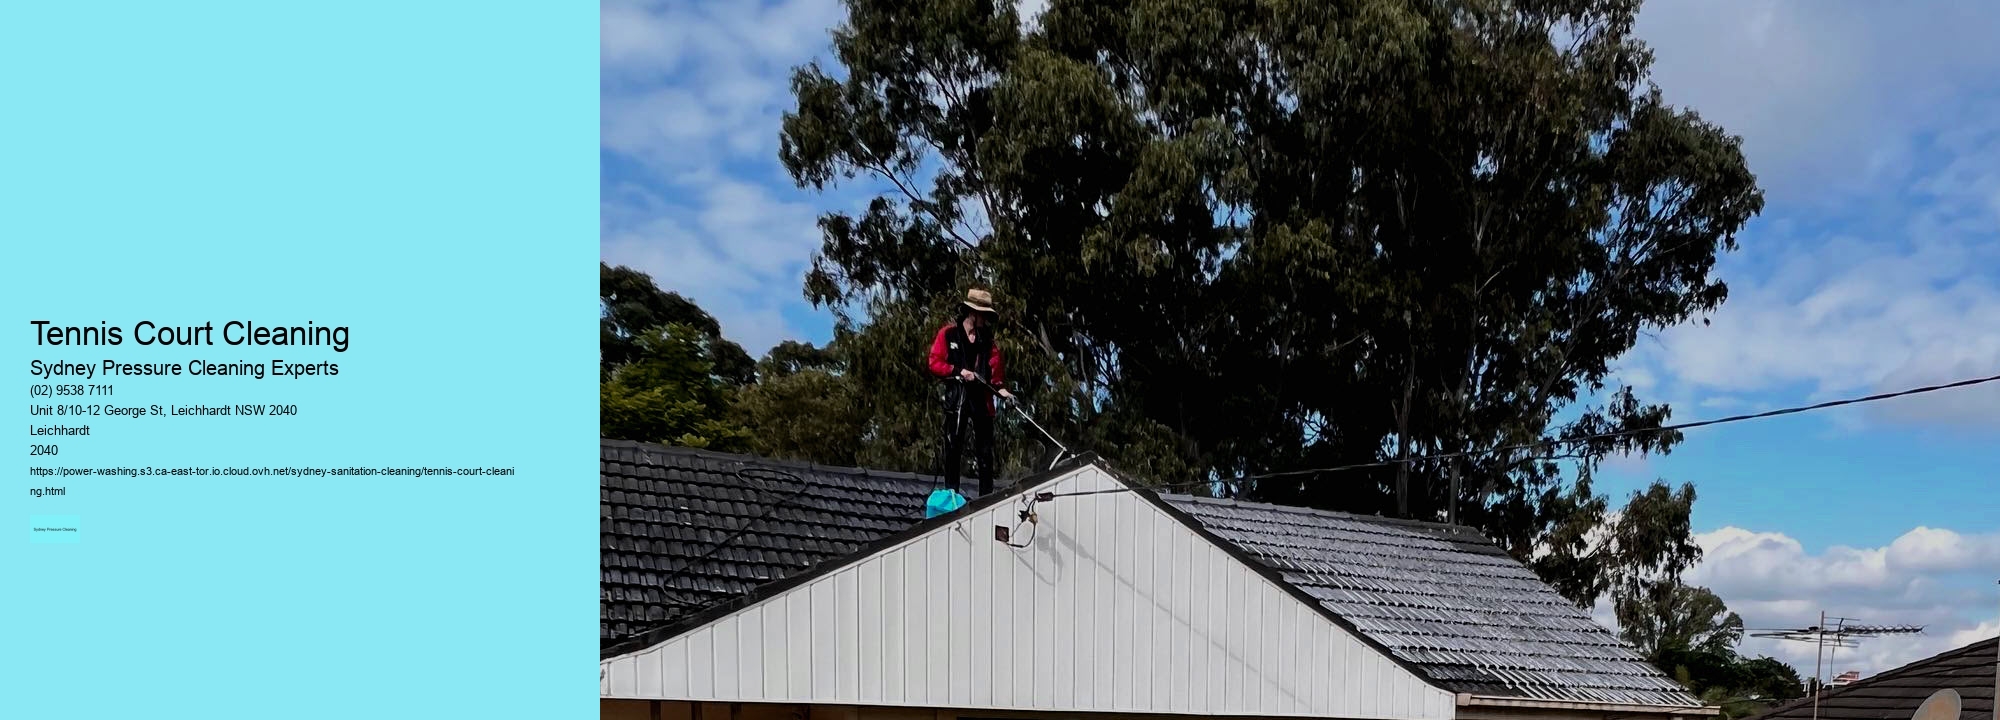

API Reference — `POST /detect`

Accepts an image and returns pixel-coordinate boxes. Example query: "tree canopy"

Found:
[601,262,754,384]
[778,0,1761,608]
[1613,582,1802,718]
[599,264,756,449]
[1620,578,1743,661]
[600,323,755,451]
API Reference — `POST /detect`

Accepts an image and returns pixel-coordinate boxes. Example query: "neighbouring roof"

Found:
[1157,494,1701,707]
[600,440,933,646]
[601,441,1698,708]
[1751,637,1996,720]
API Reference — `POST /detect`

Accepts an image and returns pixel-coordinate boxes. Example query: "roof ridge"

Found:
[1851,634,1996,681]
[601,438,938,484]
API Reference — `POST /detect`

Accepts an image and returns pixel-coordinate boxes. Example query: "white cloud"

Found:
[1600,449,1652,476]
[602,0,853,351]
[600,179,829,354]
[1623,3,2000,431]
[1681,525,2000,677]
[601,0,840,78]
[1018,0,1049,30]
[601,87,725,166]
[1584,522,2000,678]
[1646,229,2000,393]
[1886,527,2000,572]
[1637,2,2000,205]
[1591,594,1617,632]
[1620,366,1658,392]
[1619,112,2000,429]
[601,0,840,170]
[600,0,691,76]
[1641,242,2000,430]
[1947,619,2000,648]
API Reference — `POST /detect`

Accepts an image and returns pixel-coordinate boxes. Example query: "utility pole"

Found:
[1446,459,1461,525]
[1395,312,1413,520]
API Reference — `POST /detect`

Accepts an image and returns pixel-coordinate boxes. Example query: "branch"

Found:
[855,157,983,255]
[927,71,1010,248]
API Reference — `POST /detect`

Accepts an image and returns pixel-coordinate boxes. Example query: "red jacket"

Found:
[928,323,1004,415]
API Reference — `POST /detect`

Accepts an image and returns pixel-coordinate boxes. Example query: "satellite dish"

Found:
[1911,688,1961,720]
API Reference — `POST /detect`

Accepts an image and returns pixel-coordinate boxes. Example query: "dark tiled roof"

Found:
[1155,494,1702,707]
[600,440,934,646]
[601,442,1698,708]
[1754,638,1996,720]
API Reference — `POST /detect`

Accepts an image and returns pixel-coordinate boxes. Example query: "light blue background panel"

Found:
[1,2,598,717]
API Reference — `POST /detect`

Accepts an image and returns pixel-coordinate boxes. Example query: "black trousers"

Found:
[941,384,994,495]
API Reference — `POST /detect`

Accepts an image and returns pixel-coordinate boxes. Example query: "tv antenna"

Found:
[1750,612,1924,720]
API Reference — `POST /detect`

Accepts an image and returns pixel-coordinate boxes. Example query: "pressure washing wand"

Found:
[961,373,1071,469]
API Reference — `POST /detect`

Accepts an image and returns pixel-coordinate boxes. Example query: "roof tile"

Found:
[1157,493,1702,707]
[600,441,931,648]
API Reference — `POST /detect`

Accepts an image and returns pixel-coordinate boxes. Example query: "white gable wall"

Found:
[602,465,1455,720]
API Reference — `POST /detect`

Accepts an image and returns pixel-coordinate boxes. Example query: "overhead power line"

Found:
[1048,371,2000,498]
[646,465,821,608]
[1252,371,2000,479]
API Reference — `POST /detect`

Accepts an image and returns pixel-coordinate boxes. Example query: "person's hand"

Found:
[958,369,978,382]
[997,388,1015,400]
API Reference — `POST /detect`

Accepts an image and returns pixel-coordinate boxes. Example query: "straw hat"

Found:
[963,288,997,314]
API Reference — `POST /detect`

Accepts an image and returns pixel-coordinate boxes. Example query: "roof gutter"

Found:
[1456,693,1722,717]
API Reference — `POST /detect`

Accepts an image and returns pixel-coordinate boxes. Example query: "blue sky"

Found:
[602,0,2000,675]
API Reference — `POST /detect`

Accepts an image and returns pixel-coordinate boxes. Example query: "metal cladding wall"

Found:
[602,466,1456,720]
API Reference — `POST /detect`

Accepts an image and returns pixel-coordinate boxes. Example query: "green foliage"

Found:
[1621,583,1742,660]
[1734,656,1808,707]
[1603,480,1706,616]
[1615,574,1801,718]
[598,264,761,451]
[735,340,865,464]
[779,0,1762,608]
[600,324,753,451]
[736,367,863,464]
[759,340,842,378]
[602,263,754,384]
[1659,646,1805,719]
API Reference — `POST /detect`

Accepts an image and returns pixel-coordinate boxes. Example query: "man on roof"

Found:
[927,287,1013,496]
